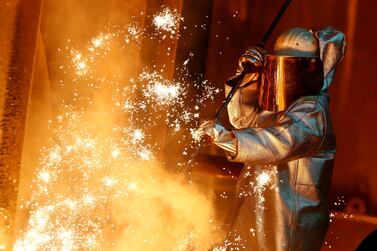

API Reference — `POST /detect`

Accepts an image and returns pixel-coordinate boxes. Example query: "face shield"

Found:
[258,28,324,112]
[258,54,323,112]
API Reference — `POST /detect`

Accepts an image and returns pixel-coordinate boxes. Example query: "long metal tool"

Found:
[258,0,292,48]
[217,0,292,121]
[186,0,292,178]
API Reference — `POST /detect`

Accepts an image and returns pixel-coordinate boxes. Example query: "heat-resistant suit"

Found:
[211,27,346,251]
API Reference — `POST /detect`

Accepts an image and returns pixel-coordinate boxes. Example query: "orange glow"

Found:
[14,6,223,250]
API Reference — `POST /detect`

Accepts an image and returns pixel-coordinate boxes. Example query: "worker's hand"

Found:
[237,46,267,75]
[194,119,231,142]
[226,46,267,88]
[194,119,237,155]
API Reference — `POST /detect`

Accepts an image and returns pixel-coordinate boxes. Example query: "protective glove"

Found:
[194,120,237,156]
[226,46,267,88]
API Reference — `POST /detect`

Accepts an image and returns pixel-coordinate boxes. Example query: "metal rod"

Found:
[216,0,292,121]
[214,67,249,121]
[259,0,292,47]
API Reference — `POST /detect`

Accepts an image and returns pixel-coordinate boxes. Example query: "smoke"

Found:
[15,106,222,250]
[110,161,221,250]
[15,1,224,250]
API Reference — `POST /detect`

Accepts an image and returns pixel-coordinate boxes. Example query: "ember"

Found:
[153,7,183,38]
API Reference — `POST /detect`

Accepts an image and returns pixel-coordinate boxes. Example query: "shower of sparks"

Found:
[125,23,144,45]
[115,68,218,138]
[132,129,144,142]
[153,7,183,38]
[14,6,222,251]
[138,147,153,161]
[71,51,88,76]
[141,71,182,106]
[255,171,272,189]
[333,195,346,207]
[174,231,197,251]
[217,167,279,249]
[234,167,278,204]
[90,33,111,50]
[253,168,278,213]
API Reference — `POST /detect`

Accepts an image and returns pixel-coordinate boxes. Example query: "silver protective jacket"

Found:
[223,27,345,251]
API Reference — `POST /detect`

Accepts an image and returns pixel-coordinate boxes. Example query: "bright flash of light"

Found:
[102,177,116,188]
[140,71,182,106]
[153,8,183,38]
[256,171,271,188]
[71,51,88,76]
[111,148,121,159]
[254,168,279,234]
[90,33,111,49]
[125,24,144,45]
[38,171,51,183]
[146,82,180,104]
[253,169,278,204]
[83,194,95,206]
[132,129,144,142]
[138,148,153,161]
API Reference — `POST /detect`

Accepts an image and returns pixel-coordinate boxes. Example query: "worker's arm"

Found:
[228,100,327,164]
[225,46,266,129]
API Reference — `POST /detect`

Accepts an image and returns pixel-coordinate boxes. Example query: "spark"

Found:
[83,194,95,206]
[48,148,62,163]
[190,128,200,142]
[252,168,279,233]
[211,247,226,251]
[71,51,88,76]
[138,148,153,160]
[250,228,256,237]
[174,231,197,251]
[153,8,183,37]
[256,171,271,188]
[92,38,103,48]
[127,182,137,191]
[102,177,116,188]
[180,111,192,123]
[90,33,110,49]
[76,60,87,75]
[132,129,144,142]
[125,24,144,44]
[38,171,51,183]
[63,199,77,211]
[111,148,121,159]
[147,82,180,103]
[123,100,135,111]
[140,71,182,106]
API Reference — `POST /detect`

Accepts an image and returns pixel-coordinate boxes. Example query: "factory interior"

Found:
[0,0,377,250]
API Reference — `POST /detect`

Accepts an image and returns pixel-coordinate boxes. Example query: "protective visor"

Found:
[258,54,324,112]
